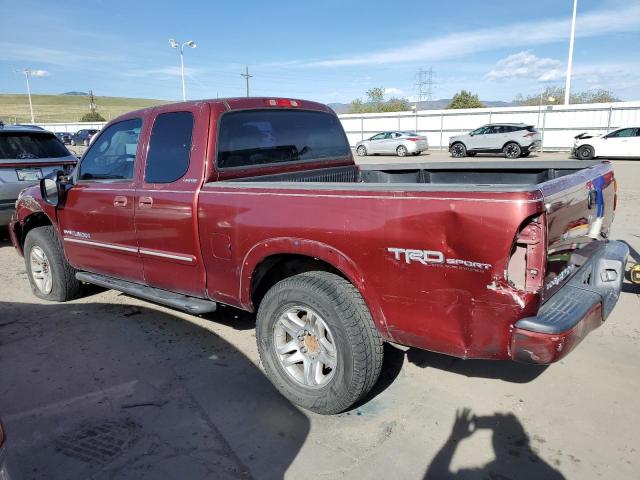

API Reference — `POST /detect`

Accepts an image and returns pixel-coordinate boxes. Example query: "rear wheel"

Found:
[256,271,383,414]
[577,145,595,160]
[503,142,522,159]
[450,142,467,158]
[70,139,76,146]
[396,145,408,157]
[24,226,82,302]
[356,145,367,156]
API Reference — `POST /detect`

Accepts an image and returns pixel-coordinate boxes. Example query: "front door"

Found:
[58,116,147,282]
[133,104,209,297]
[600,128,636,156]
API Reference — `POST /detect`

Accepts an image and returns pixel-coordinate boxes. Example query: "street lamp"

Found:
[169,38,197,101]
[22,68,35,123]
[564,0,578,105]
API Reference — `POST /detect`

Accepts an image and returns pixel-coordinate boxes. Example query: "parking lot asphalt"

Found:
[1,153,639,479]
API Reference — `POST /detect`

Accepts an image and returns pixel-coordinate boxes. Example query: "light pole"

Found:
[169,38,197,101]
[540,96,556,152]
[564,0,578,105]
[22,68,35,123]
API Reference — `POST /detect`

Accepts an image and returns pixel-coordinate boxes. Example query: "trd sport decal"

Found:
[387,248,492,271]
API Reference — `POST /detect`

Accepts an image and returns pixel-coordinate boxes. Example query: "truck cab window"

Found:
[217,109,350,169]
[79,118,141,181]
[145,111,194,183]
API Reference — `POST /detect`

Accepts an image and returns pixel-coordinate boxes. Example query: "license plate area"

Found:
[16,168,43,181]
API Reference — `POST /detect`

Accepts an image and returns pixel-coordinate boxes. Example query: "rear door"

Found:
[58,115,147,282]
[133,103,209,296]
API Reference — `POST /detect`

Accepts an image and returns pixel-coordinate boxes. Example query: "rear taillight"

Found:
[406,137,418,142]
[265,98,300,107]
[613,177,618,211]
[507,215,546,293]
[523,132,536,138]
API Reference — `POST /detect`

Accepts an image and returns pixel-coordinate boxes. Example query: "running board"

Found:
[76,272,217,315]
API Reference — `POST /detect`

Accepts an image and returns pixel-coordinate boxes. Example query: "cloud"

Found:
[384,87,404,96]
[29,69,50,77]
[294,4,640,68]
[125,66,200,78]
[486,52,564,82]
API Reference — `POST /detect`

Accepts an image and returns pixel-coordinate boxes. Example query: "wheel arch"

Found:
[13,211,56,256]
[502,140,523,150]
[241,238,389,337]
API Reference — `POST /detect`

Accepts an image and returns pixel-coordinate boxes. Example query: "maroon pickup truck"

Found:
[9,98,628,414]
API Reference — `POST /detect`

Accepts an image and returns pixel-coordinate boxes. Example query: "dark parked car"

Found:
[55,132,72,144]
[70,129,99,146]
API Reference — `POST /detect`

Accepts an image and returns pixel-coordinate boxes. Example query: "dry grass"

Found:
[0,94,170,123]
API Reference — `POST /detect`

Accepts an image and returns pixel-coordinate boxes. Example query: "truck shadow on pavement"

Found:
[423,408,565,480]
[0,300,309,480]
[405,349,548,383]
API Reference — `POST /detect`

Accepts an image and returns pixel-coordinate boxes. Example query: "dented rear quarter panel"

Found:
[197,184,544,360]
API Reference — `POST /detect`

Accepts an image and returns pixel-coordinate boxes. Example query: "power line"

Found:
[240,65,253,97]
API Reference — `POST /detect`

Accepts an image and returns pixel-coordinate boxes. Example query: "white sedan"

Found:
[573,127,640,159]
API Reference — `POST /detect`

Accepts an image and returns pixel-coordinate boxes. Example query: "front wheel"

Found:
[396,145,408,157]
[256,271,383,415]
[577,145,595,160]
[356,145,367,156]
[450,142,467,158]
[503,142,522,159]
[24,226,82,302]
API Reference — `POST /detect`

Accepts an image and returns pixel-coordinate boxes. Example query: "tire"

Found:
[503,142,522,159]
[577,145,595,160]
[24,226,82,302]
[256,271,383,415]
[520,151,531,157]
[70,139,76,146]
[449,142,467,158]
[83,139,89,146]
[396,145,408,157]
[356,145,367,156]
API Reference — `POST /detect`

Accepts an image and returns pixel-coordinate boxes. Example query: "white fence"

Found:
[35,121,107,133]
[338,101,640,150]
[33,101,640,151]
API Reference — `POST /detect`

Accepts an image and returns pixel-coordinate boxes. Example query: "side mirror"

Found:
[469,132,475,136]
[40,171,69,206]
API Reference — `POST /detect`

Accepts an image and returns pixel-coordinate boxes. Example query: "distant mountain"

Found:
[60,91,88,96]
[328,99,515,114]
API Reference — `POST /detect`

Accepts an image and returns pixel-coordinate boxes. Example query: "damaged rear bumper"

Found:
[510,240,628,364]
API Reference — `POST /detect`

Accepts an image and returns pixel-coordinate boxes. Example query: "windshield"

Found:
[0,132,70,159]
[217,109,350,169]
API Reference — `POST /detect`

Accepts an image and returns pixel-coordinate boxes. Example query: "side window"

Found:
[145,111,194,184]
[471,127,487,135]
[79,118,141,181]
[607,128,634,138]
[370,133,385,140]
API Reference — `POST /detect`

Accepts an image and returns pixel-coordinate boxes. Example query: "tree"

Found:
[514,86,619,106]
[80,111,106,122]
[446,90,485,109]
[366,87,385,104]
[348,87,411,113]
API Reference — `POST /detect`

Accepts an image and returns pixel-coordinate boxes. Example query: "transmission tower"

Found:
[415,67,434,104]
[241,66,253,97]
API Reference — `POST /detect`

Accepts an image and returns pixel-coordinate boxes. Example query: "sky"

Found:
[1,0,639,104]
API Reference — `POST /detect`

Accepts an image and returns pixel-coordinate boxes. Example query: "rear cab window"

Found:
[0,132,70,159]
[217,109,350,169]
[145,111,194,183]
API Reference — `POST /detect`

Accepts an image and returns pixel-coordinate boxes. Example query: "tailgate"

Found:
[539,162,616,302]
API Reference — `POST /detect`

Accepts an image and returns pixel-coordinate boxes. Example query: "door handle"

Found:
[113,196,128,207]
[139,196,153,208]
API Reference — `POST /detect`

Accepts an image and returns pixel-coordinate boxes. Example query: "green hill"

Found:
[0,94,170,123]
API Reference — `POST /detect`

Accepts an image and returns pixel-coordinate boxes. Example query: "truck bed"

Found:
[225,160,603,191]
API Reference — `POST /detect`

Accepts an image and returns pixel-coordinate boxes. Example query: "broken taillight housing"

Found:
[507,215,546,292]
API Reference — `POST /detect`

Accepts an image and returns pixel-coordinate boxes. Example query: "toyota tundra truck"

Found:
[8,98,628,414]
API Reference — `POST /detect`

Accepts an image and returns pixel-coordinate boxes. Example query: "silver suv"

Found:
[449,123,541,158]
[0,125,77,226]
